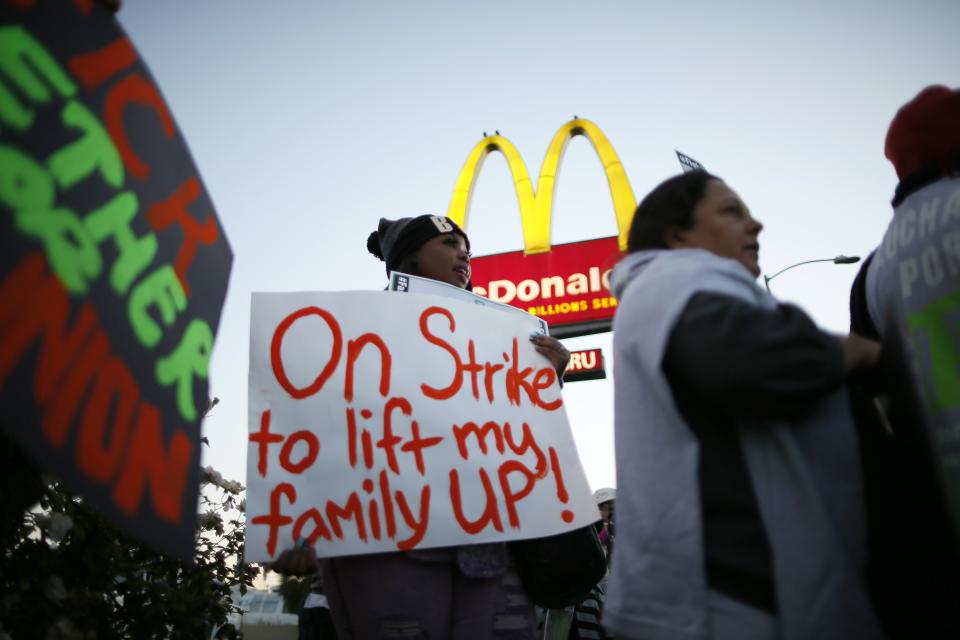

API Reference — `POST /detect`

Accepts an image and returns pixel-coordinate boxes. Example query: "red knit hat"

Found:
[884,85,960,180]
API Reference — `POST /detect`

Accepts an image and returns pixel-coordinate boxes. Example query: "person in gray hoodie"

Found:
[604,171,884,640]
[847,85,960,639]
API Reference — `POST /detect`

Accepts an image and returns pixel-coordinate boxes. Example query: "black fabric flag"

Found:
[675,150,705,173]
[0,0,233,561]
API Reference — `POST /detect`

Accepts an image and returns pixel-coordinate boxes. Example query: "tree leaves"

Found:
[0,474,256,638]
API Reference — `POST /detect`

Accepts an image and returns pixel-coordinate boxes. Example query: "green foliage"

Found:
[0,471,256,639]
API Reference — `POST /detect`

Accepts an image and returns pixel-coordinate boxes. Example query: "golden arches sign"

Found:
[446,118,636,255]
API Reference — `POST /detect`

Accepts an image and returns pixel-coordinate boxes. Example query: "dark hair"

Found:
[626,170,720,253]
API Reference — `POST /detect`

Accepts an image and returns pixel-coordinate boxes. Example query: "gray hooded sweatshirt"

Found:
[866,176,960,531]
[603,248,883,640]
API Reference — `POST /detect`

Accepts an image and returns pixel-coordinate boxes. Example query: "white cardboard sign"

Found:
[245,290,597,562]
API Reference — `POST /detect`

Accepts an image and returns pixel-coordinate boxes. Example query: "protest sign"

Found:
[0,1,233,560]
[246,290,597,561]
[389,270,549,335]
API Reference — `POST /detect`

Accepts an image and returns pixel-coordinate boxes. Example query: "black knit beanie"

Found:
[366,215,470,275]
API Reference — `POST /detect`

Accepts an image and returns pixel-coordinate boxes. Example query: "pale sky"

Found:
[119,0,960,493]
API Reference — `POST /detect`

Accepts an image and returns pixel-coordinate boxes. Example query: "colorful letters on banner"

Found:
[246,291,597,562]
[0,0,233,561]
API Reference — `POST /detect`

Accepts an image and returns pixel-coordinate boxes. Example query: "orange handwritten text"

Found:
[418,306,562,410]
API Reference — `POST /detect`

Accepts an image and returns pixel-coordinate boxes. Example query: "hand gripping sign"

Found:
[0,1,233,560]
[246,291,597,561]
[447,119,637,337]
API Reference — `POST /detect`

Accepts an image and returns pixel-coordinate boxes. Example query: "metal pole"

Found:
[763,255,860,293]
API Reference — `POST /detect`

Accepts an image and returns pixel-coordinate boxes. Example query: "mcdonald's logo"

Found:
[447,118,636,255]
[447,118,636,337]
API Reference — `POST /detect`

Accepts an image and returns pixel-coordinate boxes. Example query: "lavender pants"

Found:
[321,545,537,639]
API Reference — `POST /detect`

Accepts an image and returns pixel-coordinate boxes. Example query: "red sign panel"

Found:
[470,236,624,338]
[563,348,605,383]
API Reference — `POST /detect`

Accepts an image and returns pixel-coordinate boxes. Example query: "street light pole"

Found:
[763,255,861,292]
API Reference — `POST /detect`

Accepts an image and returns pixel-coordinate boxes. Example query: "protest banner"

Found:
[0,1,233,560]
[246,290,598,561]
[389,270,549,335]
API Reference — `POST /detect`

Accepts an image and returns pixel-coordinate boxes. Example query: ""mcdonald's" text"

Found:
[474,266,612,304]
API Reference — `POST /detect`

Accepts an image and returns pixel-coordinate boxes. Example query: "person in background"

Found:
[604,171,884,640]
[592,487,615,559]
[848,84,960,639]
[272,214,571,640]
[560,488,617,640]
[566,584,610,640]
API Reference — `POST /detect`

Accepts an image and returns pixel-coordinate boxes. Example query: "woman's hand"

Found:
[264,544,320,576]
[530,334,570,380]
[840,332,882,373]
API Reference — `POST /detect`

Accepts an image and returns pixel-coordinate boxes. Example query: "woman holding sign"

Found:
[604,172,885,640]
[274,214,570,639]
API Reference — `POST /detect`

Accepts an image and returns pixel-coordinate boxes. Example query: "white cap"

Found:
[593,487,616,505]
